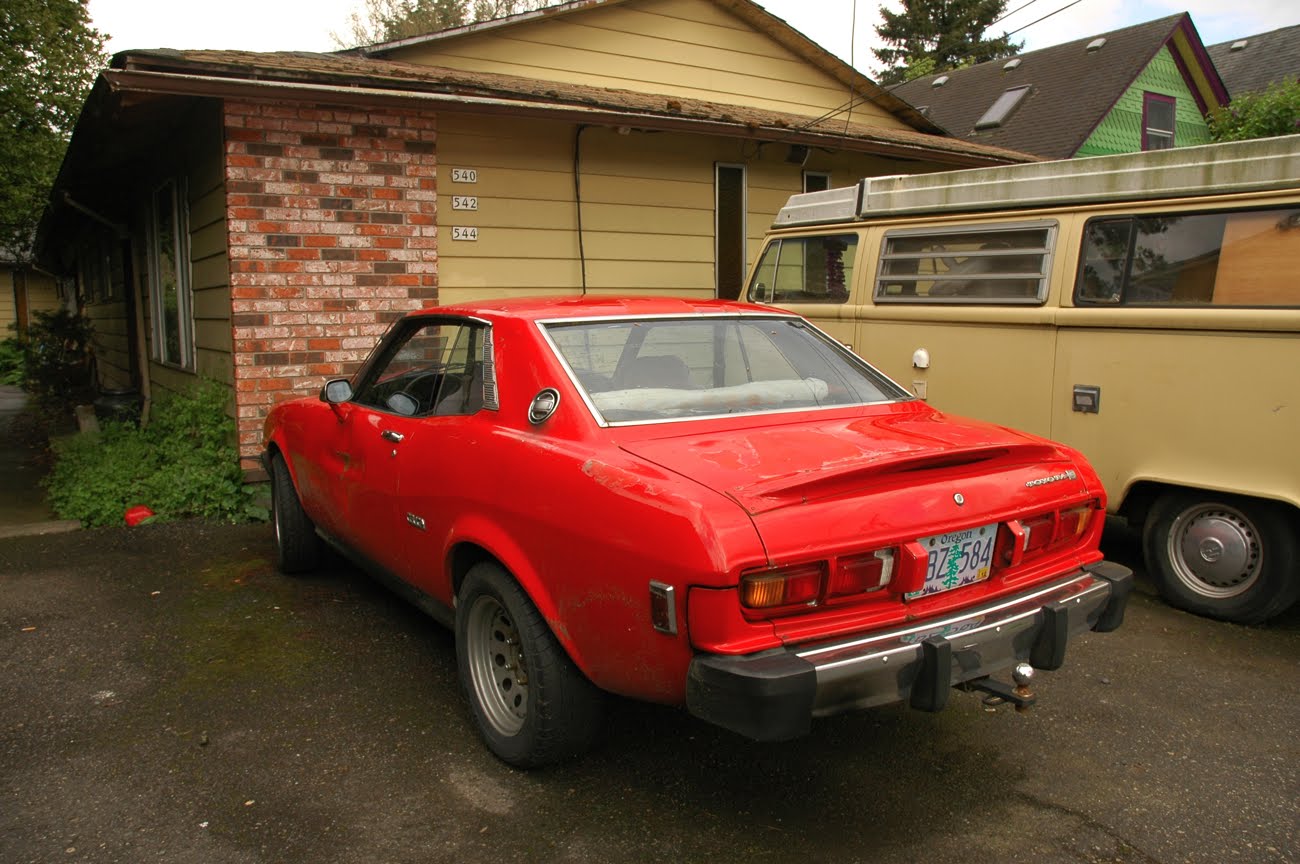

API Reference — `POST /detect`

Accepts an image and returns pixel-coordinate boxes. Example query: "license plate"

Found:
[908,523,998,599]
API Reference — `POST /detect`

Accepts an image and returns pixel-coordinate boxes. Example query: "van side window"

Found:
[1077,208,1300,306]
[746,234,857,304]
[874,223,1054,304]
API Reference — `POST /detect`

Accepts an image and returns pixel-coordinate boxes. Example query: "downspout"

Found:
[573,124,589,296]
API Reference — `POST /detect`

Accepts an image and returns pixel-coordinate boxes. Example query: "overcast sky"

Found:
[86,0,1297,79]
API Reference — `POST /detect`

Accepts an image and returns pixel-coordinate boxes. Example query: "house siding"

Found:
[1076,46,1213,157]
[385,0,905,127]
[223,101,438,466]
[436,111,938,304]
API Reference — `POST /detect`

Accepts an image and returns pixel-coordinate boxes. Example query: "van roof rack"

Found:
[773,135,1300,227]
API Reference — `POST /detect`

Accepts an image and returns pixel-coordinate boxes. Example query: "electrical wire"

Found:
[1004,0,1085,37]
[990,0,1047,28]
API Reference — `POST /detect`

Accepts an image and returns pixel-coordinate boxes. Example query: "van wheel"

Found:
[456,562,603,768]
[1143,491,1299,624]
[270,453,321,574]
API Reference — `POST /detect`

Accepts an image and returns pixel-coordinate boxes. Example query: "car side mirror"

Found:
[754,282,772,304]
[321,379,353,404]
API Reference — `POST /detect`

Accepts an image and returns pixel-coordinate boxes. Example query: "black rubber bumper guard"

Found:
[686,560,1133,742]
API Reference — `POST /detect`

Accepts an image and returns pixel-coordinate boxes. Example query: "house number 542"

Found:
[451,196,478,211]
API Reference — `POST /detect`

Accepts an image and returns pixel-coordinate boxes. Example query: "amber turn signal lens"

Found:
[740,562,824,609]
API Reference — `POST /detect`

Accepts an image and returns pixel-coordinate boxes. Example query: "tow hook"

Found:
[963,663,1037,713]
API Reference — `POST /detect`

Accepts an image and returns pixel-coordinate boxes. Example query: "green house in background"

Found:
[891,14,1229,160]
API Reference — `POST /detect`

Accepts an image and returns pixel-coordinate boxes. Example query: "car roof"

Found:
[409,295,788,323]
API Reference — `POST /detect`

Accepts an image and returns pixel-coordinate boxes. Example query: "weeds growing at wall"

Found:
[45,380,269,527]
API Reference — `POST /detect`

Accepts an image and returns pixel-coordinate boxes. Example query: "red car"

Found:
[263,297,1131,767]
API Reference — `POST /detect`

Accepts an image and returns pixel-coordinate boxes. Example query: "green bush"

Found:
[1208,79,1300,142]
[16,308,94,412]
[0,337,24,386]
[44,380,269,527]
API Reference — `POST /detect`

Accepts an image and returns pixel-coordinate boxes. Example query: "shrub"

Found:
[44,380,269,527]
[0,336,24,386]
[18,308,94,412]
[1208,79,1300,142]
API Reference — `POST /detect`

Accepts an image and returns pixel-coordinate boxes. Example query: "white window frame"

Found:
[802,171,832,194]
[147,178,195,370]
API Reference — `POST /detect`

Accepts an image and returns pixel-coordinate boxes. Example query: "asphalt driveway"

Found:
[1,521,1296,864]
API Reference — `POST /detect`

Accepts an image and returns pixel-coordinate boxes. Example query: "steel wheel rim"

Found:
[1166,503,1262,599]
[465,594,528,736]
[272,484,283,549]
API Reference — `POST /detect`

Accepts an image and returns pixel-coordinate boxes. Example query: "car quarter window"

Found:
[875,222,1055,304]
[543,316,907,424]
[351,319,488,417]
[746,234,857,304]
[1076,207,1300,307]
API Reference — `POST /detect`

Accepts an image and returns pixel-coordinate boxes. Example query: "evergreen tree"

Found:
[873,0,1022,86]
[0,0,106,261]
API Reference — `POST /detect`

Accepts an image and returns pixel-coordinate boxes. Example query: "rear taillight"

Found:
[740,562,824,610]
[741,547,898,615]
[829,549,895,598]
[995,502,1099,570]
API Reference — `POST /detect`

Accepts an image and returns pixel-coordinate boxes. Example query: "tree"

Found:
[873,0,1022,86]
[0,0,106,262]
[1207,79,1300,142]
[336,0,559,48]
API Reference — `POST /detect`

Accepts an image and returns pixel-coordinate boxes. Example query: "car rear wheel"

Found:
[455,561,602,768]
[270,453,321,574]
[1144,491,1299,624]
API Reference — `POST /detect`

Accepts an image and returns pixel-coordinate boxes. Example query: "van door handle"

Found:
[381,429,405,443]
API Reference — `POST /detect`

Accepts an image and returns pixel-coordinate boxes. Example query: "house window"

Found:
[1143,93,1176,150]
[803,171,831,194]
[148,179,193,369]
[715,164,746,300]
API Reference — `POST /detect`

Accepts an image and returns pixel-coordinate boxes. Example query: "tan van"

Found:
[747,136,1300,623]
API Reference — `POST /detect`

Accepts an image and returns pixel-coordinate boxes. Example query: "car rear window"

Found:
[542,316,908,425]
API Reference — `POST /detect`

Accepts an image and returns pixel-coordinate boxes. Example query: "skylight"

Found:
[1003,58,1022,71]
[1087,37,1107,52]
[932,75,949,88]
[974,85,1031,130]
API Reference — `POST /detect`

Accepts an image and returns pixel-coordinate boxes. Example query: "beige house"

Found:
[1,261,62,339]
[39,0,1031,475]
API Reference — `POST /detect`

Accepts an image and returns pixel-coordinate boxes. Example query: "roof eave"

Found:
[102,67,1029,167]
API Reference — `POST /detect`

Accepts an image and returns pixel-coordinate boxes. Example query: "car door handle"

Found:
[381,429,405,443]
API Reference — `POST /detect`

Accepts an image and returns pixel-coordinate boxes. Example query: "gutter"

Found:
[103,69,1029,168]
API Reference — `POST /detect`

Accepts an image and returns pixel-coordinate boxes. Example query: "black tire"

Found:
[455,562,603,768]
[270,453,321,574]
[1143,490,1300,624]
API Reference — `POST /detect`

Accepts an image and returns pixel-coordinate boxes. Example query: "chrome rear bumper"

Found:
[686,560,1132,741]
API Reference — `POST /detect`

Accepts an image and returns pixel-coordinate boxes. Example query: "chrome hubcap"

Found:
[1168,504,1261,599]
[465,595,528,736]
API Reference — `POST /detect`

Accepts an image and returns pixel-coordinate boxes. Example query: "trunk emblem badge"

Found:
[953,493,965,505]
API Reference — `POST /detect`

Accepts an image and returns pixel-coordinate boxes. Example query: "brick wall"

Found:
[224,101,438,470]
